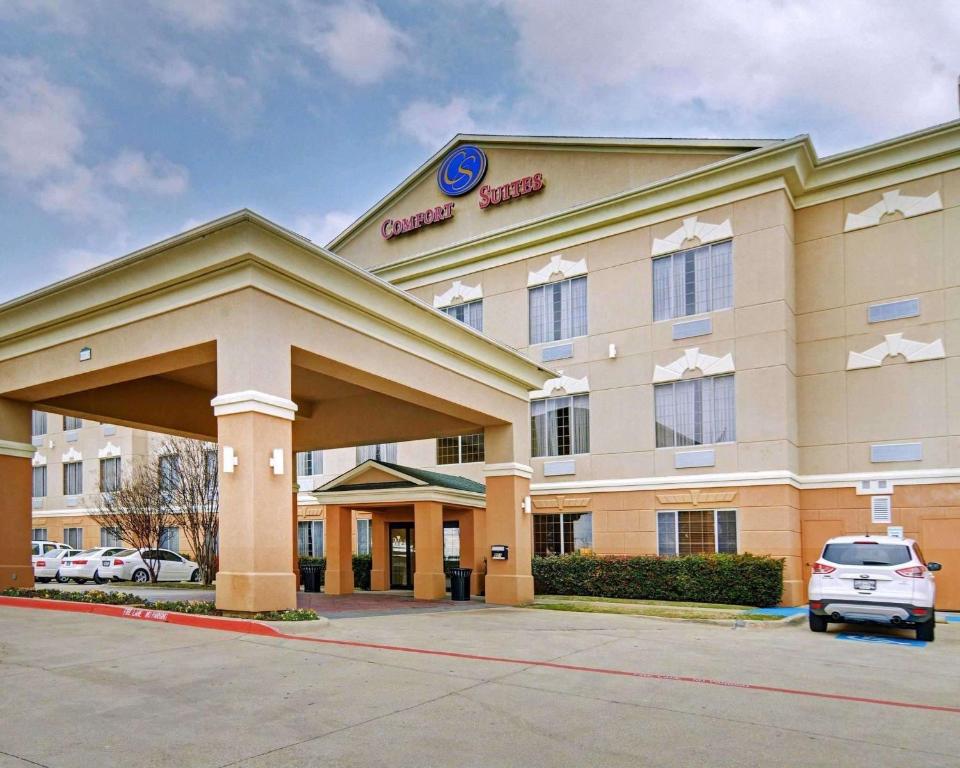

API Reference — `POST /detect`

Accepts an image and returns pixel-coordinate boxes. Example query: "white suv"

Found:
[808,535,941,641]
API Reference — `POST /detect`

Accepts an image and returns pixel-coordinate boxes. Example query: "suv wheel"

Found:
[916,615,936,642]
[809,612,829,633]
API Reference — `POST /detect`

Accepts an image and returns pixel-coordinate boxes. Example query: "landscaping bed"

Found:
[533,594,789,622]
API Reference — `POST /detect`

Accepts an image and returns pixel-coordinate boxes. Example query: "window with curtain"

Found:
[356,443,397,463]
[653,240,733,321]
[356,519,371,555]
[533,512,593,556]
[436,433,485,465]
[32,411,47,436]
[298,520,324,557]
[529,276,588,344]
[531,395,589,457]
[63,462,83,496]
[63,416,83,430]
[32,527,47,541]
[160,526,180,552]
[296,450,323,477]
[63,527,83,549]
[657,510,738,556]
[32,466,47,497]
[441,300,483,331]
[654,374,735,448]
[158,455,180,496]
[100,457,121,493]
[100,527,123,547]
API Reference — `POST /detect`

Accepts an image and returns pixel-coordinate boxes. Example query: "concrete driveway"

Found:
[1,603,958,767]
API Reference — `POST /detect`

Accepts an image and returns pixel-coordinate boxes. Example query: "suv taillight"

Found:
[812,562,836,574]
[895,565,927,578]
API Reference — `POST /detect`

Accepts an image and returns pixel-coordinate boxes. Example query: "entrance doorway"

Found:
[390,523,415,589]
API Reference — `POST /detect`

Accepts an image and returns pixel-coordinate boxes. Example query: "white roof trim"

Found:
[651,216,732,257]
[433,279,483,309]
[97,442,121,459]
[315,459,429,492]
[61,446,82,463]
[653,348,735,383]
[312,486,485,508]
[844,189,943,232]
[211,390,299,421]
[847,333,945,370]
[531,374,590,399]
[528,254,587,286]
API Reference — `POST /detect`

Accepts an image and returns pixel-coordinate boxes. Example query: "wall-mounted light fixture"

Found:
[79,347,92,362]
[521,495,532,514]
[269,448,284,476]
[608,343,617,359]
[223,446,239,473]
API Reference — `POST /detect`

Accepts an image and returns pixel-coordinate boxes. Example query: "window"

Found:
[160,526,180,552]
[31,411,47,436]
[657,510,737,556]
[529,276,587,344]
[32,466,47,497]
[63,416,83,430]
[32,527,47,541]
[100,457,121,493]
[63,461,83,496]
[296,450,323,477]
[356,519,371,555]
[531,395,589,457]
[443,521,460,566]
[100,527,123,547]
[533,512,593,557]
[654,375,735,448]
[298,520,324,557]
[653,240,733,321]
[159,454,180,496]
[441,300,483,332]
[204,449,218,496]
[436,433,485,465]
[63,527,83,549]
[356,443,397,463]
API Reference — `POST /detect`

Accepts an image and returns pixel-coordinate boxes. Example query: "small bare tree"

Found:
[91,460,173,583]
[161,437,219,585]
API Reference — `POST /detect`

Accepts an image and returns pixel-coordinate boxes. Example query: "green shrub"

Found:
[532,553,784,607]
[253,608,320,621]
[151,600,218,614]
[2,587,143,605]
[298,555,372,590]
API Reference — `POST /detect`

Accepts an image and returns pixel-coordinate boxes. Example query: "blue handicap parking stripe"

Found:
[749,606,807,617]
[945,615,960,623]
[836,632,926,647]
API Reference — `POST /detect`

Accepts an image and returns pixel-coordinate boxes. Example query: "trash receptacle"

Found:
[300,564,322,593]
[449,567,472,601]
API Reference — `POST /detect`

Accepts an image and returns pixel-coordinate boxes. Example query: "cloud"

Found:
[149,0,245,31]
[292,210,358,245]
[397,97,481,150]
[144,55,259,125]
[297,0,411,85]
[104,150,188,196]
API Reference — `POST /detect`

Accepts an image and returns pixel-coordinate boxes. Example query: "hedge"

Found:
[532,553,783,607]
[298,554,372,590]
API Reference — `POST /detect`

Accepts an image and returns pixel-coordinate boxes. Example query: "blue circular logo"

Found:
[437,145,487,196]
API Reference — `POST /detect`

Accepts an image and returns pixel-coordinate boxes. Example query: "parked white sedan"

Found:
[100,548,200,584]
[60,547,128,584]
[34,548,81,583]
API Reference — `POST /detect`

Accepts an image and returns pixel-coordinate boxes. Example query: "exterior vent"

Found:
[672,317,712,340]
[857,479,894,495]
[871,495,892,524]
[542,343,573,362]
[867,298,920,324]
[871,443,922,463]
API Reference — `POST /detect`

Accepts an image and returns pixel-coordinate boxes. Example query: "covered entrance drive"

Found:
[314,460,486,599]
[0,210,551,612]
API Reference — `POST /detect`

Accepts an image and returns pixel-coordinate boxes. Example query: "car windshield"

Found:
[115,549,137,557]
[822,542,912,566]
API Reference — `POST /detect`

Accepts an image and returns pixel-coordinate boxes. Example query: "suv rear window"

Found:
[822,542,912,566]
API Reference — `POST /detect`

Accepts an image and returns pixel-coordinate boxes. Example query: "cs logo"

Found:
[437,145,487,196]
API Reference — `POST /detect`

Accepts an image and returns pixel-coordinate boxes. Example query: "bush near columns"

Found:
[532,553,784,607]
[298,555,372,590]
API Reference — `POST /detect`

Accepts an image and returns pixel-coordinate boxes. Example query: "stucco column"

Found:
[483,422,534,605]
[370,515,388,591]
[0,398,34,590]
[292,484,300,591]
[324,505,354,594]
[457,510,479,596]
[413,501,446,600]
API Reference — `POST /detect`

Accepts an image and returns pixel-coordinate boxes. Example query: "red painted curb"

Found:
[3,595,958,715]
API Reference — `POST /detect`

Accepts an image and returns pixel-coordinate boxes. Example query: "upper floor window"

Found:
[296,450,323,477]
[357,443,397,464]
[653,240,732,321]
[657,509,737,556]
[436,433,485,465]
[63,416,83,430]
[63,461,83,496]
[529,276,587,345]
[654,374,735,448]
[31,411,47,436]
[531,395,589,458]
[159,454,180,495]
[441,300,483,332]
[32,466,47,497]
[100,457,121,493]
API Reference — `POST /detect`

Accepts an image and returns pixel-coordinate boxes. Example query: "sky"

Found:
[1,0,960,302]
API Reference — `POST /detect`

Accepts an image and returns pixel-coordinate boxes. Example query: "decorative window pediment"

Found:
[97,442,121,459]
[653,347,735,383]
[656,490,737,506]
[528,254,587,287]
[433,279,483,309]
[32,452,47,467]
[530,373,589,399]
[651,216,732,257]
[844,189,943,232]
[61,446,82,463]
[847,333,945,370]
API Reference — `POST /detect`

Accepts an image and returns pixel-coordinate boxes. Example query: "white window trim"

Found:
[433,280,483,309]
[656,509,739,556]
[527,254,588,287]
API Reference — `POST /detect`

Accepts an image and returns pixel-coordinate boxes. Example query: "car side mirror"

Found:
[928,562,942,572]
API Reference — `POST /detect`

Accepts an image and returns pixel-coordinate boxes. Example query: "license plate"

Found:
[854,579,876,591]
[102,560,110,567]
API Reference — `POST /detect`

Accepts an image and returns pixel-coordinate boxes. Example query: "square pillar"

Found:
[413,501,446,600]
[324,505,354,594]
[483,423,533,605]
[0,398,34,590]
[370,515,389,591]
[292,485,301,591]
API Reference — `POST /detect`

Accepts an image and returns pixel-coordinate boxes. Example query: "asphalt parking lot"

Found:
[1,604,959,767]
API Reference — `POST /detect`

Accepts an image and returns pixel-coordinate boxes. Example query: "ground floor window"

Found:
[63,527,83,549]
[356,519,371,555]
[657,509,738,556]
[436,433,485,464]
[533,512,593,557]
[32,466,47,497]
[443,521,461,567]
[298,520,324,557]
[100,527,123,547]
[32,527,47,541]
[160,526,180,552]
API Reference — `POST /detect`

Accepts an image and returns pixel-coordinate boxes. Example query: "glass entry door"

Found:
[389,524,415,589]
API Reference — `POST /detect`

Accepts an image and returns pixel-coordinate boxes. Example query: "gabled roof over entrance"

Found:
[313,460,485,508]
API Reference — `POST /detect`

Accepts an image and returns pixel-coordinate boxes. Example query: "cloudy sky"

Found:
[1,0,960,301]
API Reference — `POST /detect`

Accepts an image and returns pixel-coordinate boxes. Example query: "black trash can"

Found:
[449,567,472,601]
[300,564,322,593]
